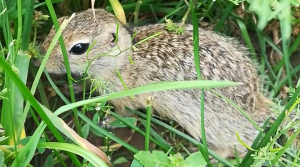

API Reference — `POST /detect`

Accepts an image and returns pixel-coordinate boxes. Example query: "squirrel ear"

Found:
[108,23,122,36]
[109,33,117,47]
[49,16,70,31]
[110,33,116,43]
[107,22,128,43]
[57,16,70,25]
[107,23,121,45]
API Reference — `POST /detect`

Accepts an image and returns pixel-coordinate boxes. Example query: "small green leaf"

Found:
[130,159,143,167]
[81,124,90,139]
[184,152,207,167]
[37,137,46,154]
[92,113,100,123]
[109,117,137,128]
[89,126,105,138]
[113,156,129,165]
[134,151,170,167]
[169,153,184,166]
[18,136,32,145]
[152,151,171,165]
[42,153,54,167]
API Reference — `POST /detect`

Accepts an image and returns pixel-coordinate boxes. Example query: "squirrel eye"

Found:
[69,43,89,55]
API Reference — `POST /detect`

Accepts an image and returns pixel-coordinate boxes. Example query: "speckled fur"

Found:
[41,9,271,158]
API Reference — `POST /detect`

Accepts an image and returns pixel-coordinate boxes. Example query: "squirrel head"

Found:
[38,9,132,80]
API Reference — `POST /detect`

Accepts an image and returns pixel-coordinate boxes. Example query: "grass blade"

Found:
[190,1,211,166]
[38,142,108,167]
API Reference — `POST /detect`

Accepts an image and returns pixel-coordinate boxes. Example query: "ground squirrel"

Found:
[37,8,272,158]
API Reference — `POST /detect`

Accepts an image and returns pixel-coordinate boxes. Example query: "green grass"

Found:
[1,0,300,166]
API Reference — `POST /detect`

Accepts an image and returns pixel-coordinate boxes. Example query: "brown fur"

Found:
[39,9,271,158]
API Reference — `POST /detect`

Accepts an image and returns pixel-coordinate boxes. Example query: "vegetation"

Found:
[0,0,300,166]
